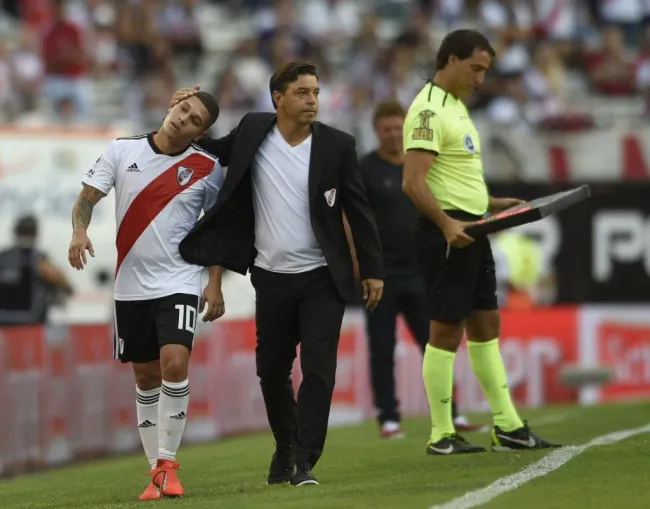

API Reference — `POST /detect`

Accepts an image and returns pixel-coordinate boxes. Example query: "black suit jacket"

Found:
[178,112,384,302]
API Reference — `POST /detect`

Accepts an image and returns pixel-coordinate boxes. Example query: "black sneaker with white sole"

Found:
[491,422,561,451]
[426,433,487,455]
[267,449,295,485]
[291,463,319,486]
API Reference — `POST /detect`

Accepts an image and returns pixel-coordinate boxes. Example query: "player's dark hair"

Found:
[269,60,319,110]
[435,29,495,70]
[373,100,406,124]
[195,91,220,127]
[14,215,38,238]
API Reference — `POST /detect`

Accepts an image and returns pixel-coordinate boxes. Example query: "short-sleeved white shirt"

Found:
[82,133,223,301]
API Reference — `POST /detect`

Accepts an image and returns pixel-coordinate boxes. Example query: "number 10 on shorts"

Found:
[175,304,197,333]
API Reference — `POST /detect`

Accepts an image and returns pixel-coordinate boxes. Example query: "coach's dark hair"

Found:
[194,91,220,127]
[269,60,319,110]
[435,29,495,70]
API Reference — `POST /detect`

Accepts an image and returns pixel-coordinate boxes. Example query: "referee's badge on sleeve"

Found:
[464,133,476,153]
[325,188,336,207]
[413,110,435,141]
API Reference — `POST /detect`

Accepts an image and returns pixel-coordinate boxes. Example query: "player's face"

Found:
[163,97,211,140]
[275,74,319,125]
[452,49,491,98]
[374,115,404,154]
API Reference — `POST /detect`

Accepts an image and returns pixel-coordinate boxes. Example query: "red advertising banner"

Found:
[577,306,650,405]
[43,325,73,466]
[499,307,579,406]
[1,305,647,477]
[0,325,46,474]
[596,322,650,401]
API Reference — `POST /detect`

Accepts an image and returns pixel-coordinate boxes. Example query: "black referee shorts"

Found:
[414,211,498,323]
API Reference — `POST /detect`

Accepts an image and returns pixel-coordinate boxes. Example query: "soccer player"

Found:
[68,91,225,497]
[402,29,560,454]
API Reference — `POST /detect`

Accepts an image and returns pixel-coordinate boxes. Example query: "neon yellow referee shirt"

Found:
[403,82,489,216]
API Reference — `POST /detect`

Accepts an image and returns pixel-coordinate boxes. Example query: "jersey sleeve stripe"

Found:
[116,133,149,141]
[115,152,215,276]
[190,143,217,158]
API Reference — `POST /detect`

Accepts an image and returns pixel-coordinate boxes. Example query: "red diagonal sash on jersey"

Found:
[115,152,215,275]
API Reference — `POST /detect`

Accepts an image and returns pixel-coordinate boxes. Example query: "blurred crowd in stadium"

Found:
[1,0,650,134]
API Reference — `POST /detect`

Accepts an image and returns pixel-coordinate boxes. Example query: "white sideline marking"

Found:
[429,423,650,509]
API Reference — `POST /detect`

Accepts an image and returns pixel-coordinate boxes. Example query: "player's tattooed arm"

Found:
[72,184,106,231]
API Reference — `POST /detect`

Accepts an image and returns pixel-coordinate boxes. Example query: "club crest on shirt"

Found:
[324,188,336,207]
[464,133,475,153]
[177,165,194,186]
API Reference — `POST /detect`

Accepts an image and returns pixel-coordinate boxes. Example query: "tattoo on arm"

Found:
[72,184,105,230]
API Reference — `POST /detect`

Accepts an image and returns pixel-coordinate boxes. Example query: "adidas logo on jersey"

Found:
[126,163,140,172]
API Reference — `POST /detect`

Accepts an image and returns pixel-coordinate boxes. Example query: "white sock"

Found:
[158,379,190,461]
[136,385,160,469]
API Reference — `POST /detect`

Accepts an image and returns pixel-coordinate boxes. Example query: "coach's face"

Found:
[453,49,491,98]
[162,97,211,140]
[276,74,319,125]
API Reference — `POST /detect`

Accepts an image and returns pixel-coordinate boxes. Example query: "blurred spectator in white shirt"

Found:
[634,26,650,115]
[216,37,272,111]
[299,0,360,42]
[0,37,15,121]
[487,73,530,130]
[393,6,436,69]
[257,0,314,65]
[141,36,177,130]
[524,42,567,123]
[158,0,204,76]
[534,0,579,41]
[11,26,43,114]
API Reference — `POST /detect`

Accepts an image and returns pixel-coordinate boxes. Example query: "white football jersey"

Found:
[82,133,223,301]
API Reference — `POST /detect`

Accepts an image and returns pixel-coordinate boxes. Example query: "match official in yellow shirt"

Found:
[402,29,560,455]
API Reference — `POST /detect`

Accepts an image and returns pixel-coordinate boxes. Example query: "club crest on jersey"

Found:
[177,165,194,186]
[324,188,336,207]
[464,133,475,153]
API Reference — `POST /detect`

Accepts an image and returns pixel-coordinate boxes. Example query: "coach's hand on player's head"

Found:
[362,278,384,312]
[443,219,475,248]
[200,280,225,322]
[170,84,201,109]
[68,228,95,270]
